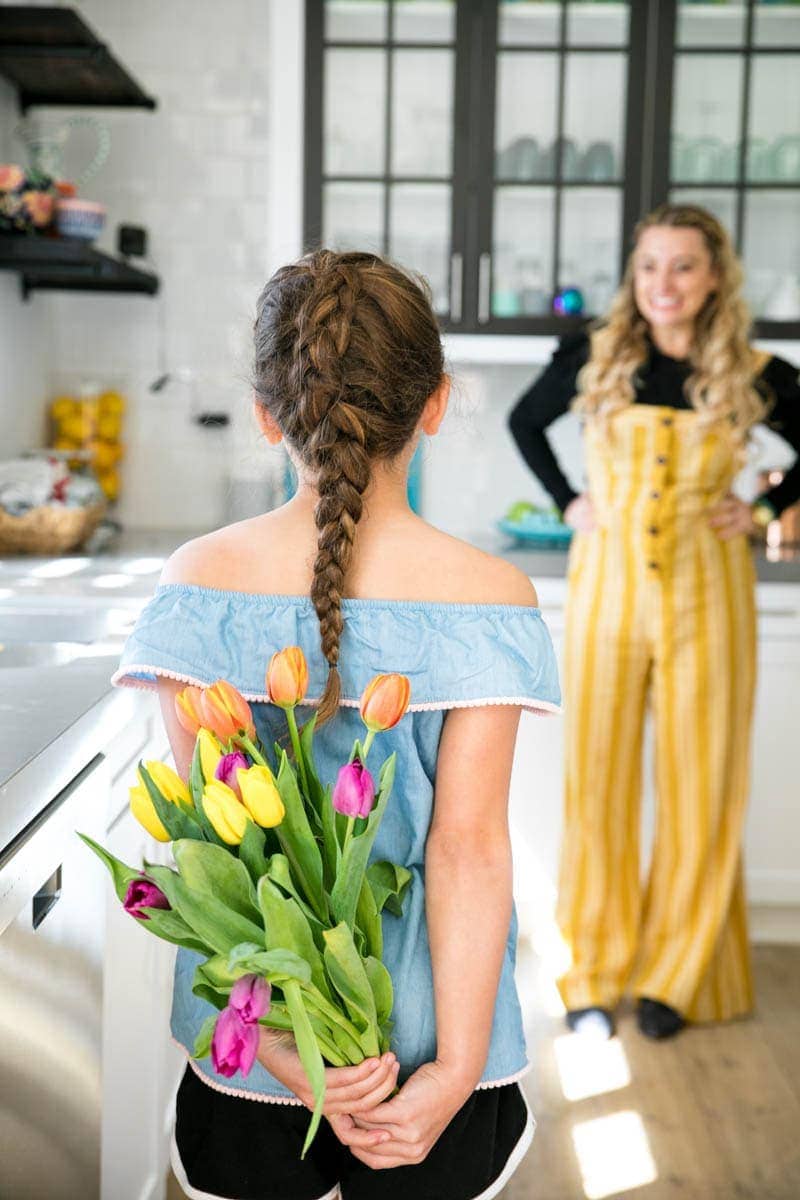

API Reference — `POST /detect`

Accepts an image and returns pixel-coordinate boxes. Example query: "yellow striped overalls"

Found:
[557,401,757,1021]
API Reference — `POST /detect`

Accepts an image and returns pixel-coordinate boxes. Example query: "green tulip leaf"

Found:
[355,876,382,960]
[329,753,397,931]
[367,860,412,919]
[284,979,326,1158]
[77,833,142,902]
[227,943,313,986]
[274,751,327,924]
[189,743,227,846]
[319,783,340,892]
[257,877,331,1000]
[237,820,270,885]
[173,839,261,925]
[138,762,203,841]
[135,907,211,954]
[363,955,393,1026]
[146,869,264,955]
[192,1013,218,1060]
[323,922,379,1057]
[265,854,324,933]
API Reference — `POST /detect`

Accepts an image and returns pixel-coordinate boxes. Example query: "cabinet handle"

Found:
[33,865,62,930]
[449,252,463,323]
[478,252,491,324]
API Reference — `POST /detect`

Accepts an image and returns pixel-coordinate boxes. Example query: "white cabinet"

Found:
[100,697,183,1200]
[509,577,800,943]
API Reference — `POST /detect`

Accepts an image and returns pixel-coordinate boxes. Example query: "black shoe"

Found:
[637,997,686,1040]
[565,1007,615,1040]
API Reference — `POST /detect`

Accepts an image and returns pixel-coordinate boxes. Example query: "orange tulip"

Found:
[199,680,256,740]
[175,685,204,735]
[266,646,309,709]
[359,673,411,732]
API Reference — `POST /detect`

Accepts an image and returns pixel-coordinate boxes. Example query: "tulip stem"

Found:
[361,730,376,761]
[342,815,355,858]
[237,734,268,769]
[286,707,310,796]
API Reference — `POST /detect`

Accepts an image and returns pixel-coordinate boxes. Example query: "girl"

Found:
[114,250,561,1199]
[509,204,800,1042]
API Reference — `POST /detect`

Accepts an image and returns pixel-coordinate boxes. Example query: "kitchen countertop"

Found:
[2,523,799,854]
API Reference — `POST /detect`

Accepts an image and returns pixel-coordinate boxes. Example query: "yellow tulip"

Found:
[237,765,285,828]
[142,760,192,810]
[202,781,248,845]
[197,728,223,782]
[129,783,170,842]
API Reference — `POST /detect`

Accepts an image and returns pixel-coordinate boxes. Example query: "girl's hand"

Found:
[332,1060,472,1170]
[708,493,757,540]
[257,1028,399,1127]
[563,493,596,533]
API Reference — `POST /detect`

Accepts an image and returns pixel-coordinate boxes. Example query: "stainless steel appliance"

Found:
[0,755,109,1200]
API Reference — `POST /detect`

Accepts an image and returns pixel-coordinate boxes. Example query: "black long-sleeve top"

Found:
[508,330,800,516]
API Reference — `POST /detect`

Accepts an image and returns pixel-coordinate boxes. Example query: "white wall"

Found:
[0,0,276,529]
[0,76,50,456]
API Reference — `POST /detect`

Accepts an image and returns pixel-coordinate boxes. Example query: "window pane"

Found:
[567,1,629,47]
[742,191,800,319]
[495,52,559,180]
[324,49,386,176]
[560,188,622,316]
[671,55,743,183]
[563,53,626,181]
[669,189,738,241]
[394,0,456,43]
[389,184,451,314]
[676,0,746,48]
[498,0,559,47]
[323,182,384,253]
[325,0,388,41]
[391,50,454,176]
[492,186,555,317]
[747,55,800,184]
[754,1,800,48]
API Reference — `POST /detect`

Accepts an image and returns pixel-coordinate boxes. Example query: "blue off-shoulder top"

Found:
[113,583,561,1104]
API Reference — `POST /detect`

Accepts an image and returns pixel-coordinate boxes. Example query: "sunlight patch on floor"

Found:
[554,1033,631,1102]
[571,1111,657,1199]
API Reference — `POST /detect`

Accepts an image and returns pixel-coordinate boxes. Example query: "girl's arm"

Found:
[334,700,523,1169]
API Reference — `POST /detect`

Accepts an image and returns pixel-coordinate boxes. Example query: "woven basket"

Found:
[0,502,106,555]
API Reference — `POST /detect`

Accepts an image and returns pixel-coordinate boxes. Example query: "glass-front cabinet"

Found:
[304,1,800,337]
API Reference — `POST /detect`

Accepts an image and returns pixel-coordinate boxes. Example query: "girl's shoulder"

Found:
[160,515,539,610]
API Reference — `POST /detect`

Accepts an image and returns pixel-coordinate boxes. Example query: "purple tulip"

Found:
[229,974,272,1023]
[123,877,170,921]
[332,759,375,819]
[215,751,250,797]
[211,1006,259,1078]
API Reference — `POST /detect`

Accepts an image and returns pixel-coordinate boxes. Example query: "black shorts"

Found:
[172,1062,533,1200]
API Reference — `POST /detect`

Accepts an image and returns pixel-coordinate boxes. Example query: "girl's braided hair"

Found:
[253,250,444,724]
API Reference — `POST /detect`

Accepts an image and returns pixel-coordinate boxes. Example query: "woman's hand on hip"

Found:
[331,1060,472,1170]
[563,493,596,533]
[708,493,757,540]
[257,1028,399,1127]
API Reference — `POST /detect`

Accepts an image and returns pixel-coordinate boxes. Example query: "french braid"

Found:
[253,250,443,724]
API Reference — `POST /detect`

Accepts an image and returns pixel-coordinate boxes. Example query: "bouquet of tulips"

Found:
[80,647,412,1155]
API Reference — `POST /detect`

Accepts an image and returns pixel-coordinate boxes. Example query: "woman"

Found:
[509,204,800,1041]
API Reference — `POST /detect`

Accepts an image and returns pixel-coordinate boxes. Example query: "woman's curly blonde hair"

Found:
[574,203,769,444]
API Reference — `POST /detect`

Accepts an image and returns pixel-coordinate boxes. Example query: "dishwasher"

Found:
[0,755,109,1200]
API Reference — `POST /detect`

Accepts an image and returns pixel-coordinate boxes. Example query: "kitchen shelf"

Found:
[0,5,156,111]
[0,233,159,298]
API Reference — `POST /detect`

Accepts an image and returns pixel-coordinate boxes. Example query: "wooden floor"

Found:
[168,944,800,1200]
